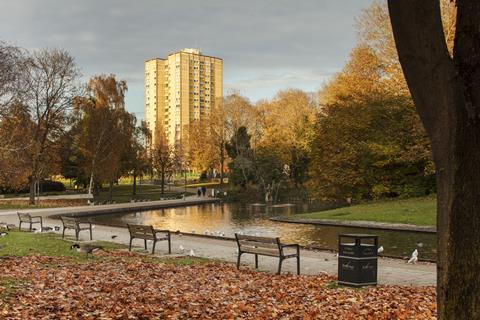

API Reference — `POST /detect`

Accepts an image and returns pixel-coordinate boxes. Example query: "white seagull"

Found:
[377,246,384,254]
[189,249,195,257]
[179,245,185,252]
[407,249,418,264]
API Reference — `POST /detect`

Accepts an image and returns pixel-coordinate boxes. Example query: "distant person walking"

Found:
[201,185,207,197]
[197,187,201,197]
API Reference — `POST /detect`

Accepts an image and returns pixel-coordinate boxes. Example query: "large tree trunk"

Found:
[388,1,480,318]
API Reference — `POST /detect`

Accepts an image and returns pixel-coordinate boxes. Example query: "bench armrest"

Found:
[281,243,299,248]
[154,229,170,235]
[30,216,42,222]
[77,221,92,227]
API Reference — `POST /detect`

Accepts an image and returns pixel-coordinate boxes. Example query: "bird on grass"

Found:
[407,249,418,264]
[71,243,103,257]
[0,232,8,237]
[377,246,384,254]
[111,235,118,240]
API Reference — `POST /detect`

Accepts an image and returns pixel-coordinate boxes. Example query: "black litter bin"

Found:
[337,234,378,287]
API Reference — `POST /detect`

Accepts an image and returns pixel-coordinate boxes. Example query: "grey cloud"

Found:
[0,0,373,116]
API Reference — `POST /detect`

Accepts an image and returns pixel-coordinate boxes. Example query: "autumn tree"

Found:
[387,0,479,318]
[256,89,316,187]
[0,43,25,118]
[22,49,80,204]
[225,126,255,190]
[122,121,152,196]
[76,75,133,198]
[0,102,32,191]
[310,1,447,200]
[152,127,175,195]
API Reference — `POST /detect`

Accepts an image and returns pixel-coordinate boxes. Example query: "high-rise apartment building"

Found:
[144,48,223,147]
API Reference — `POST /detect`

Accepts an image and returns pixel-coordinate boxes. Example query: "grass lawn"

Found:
[0,230,125,259]
[293,196,436,226]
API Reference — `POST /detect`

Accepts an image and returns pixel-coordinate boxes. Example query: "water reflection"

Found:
[88,203,437,261]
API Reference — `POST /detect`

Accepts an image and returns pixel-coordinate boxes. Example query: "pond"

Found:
[87,202,437,261]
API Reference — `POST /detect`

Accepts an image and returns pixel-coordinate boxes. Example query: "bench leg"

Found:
[297,255,300,275]
[144,239,147,250]
[277,258,283,275]
[40,219,43,231]
[18,222,22,231]
[29,222,32,231]
[89,227,92,240]
[75,229,79,241]
[255,254,258,269]
[62,227,66,239]
[129,238,133,251]
[168,237,171,254]
[152,241,156,254]
[236,252,242,269]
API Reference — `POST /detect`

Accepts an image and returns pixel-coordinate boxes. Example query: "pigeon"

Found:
[0,232,8,237]
[54,226,60,231]
[377,246,384,254]
[220,232,225,237]
[34,228,41,234]
[408,249,418,264]
[42,226,53,232]
[189,249,195,257]
[179,245,185,252]
[111,235,118,239]
[71,243,103,257]
[204,229,210,235]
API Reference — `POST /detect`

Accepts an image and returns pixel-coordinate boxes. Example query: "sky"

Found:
[0,0,374,120]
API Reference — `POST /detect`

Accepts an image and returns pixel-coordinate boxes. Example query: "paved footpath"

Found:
[0,195,219,217]
[0,201,436,287]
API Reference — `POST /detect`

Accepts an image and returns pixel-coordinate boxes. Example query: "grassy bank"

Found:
[0,230,207,266]
[293,196,436,226]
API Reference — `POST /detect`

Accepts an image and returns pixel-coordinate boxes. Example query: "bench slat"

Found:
[236,234,279,244]
[238,240,279,249]
[241,247,281,257]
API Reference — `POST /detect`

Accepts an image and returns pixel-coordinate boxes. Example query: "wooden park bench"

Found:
[127,224,171,254]
[235,234,300,275]
[17,212,43,231]
[61,216,93,241]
